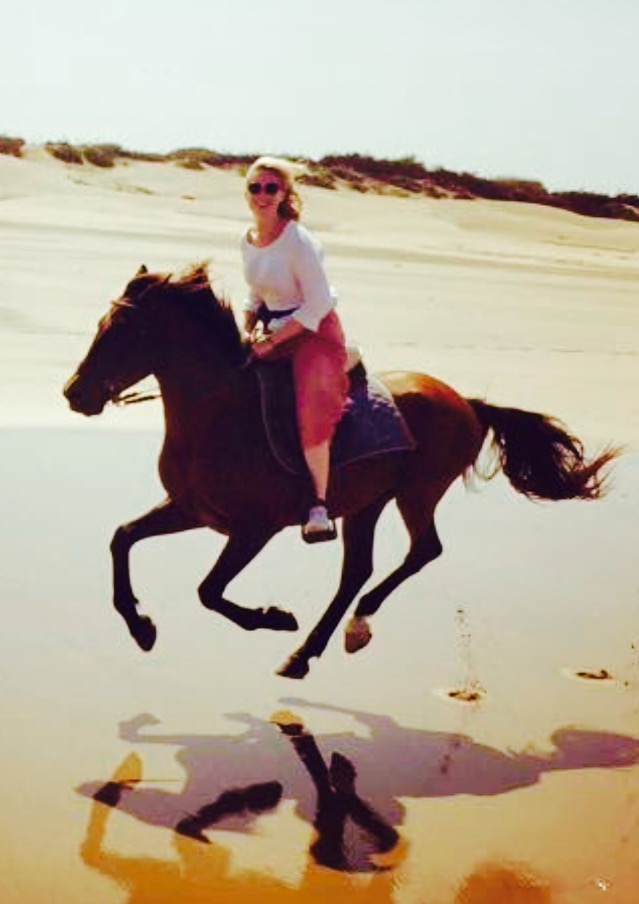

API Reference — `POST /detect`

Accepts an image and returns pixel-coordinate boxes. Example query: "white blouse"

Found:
[241,220,337,332]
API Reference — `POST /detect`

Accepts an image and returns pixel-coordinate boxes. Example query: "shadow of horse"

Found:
[77,701,639,846]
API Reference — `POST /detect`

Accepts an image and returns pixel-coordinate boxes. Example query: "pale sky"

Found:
[2,0,637,194]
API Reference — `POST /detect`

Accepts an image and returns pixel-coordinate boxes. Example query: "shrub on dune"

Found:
[298,168,337,190]
[81,144,121,167]
[0,136,25,157]
[45,142,84,164]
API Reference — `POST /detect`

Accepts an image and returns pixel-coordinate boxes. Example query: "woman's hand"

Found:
[249,320,306,361]
[244,310,259,339]
[250,336,277,360]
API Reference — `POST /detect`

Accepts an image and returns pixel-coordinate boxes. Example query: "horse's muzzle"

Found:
[63,373,107,416]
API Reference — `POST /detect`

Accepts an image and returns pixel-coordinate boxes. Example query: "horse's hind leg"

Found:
[347,493,444,653]
[277,496,390,679]
[198,531,298,633]
[111,499,201,651]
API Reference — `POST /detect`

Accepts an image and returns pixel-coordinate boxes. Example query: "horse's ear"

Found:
[137,264,148,276]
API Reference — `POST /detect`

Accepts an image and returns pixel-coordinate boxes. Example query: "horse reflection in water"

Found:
[63,265,617,678]
[82,776,405,904]
[78,703,639,899]
[80,718,407,904]
[274,710,400,871]
[82,776,551,904]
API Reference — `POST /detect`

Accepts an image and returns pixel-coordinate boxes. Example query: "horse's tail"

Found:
[467,399,619,501]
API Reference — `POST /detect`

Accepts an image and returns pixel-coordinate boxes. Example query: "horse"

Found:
[63,264,617,679]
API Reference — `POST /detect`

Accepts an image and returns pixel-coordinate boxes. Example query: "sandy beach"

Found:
[1,149,638,903]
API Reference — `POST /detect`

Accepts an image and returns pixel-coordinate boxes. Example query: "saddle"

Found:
[254,358,416,475]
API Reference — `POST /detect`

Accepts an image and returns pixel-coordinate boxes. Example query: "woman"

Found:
[241,156,348,543]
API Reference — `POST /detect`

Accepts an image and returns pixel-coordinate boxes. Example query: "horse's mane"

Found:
[148,264,245,362]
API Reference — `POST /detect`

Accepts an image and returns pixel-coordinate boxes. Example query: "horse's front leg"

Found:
[198,531,298,632]
[111,499,202,651]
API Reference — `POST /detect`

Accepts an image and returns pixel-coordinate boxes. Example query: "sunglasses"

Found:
[248,181,282,196]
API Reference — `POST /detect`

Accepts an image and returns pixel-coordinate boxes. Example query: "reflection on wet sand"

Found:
[77,701,639,899]
[270,709,400,871]
[80,746,407,903]
[175,780,284,844]
[455,861,551,903]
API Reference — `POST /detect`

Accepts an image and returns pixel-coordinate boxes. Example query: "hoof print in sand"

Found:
[563,667,615,683]
[435,685,486,704]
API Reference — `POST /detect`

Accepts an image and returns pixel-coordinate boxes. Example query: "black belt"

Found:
[257,303,297,329]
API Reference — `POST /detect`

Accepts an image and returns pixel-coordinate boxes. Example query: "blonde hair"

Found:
[246,155,306,221]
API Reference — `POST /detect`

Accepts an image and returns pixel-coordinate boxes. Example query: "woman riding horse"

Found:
[63,264,617,679]
[241,156,349,543]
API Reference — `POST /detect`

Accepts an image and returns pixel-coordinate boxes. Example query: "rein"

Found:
[113,388,161,406]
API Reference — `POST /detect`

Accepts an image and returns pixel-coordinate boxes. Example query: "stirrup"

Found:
[302,505,337,544]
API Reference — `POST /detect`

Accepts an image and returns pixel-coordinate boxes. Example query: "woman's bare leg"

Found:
[301,440,336,541]
[303,441,331,502]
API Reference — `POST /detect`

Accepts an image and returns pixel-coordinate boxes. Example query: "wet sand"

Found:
[1,151,638,902]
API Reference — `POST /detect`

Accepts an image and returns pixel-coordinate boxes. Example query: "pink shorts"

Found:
[290,311,348,449]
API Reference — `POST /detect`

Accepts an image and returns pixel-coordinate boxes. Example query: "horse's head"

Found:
[63,265,163,416]
[63,264,245,416]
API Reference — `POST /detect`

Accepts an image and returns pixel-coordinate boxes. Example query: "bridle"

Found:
[89,273,244,407]
[98,290,162,406]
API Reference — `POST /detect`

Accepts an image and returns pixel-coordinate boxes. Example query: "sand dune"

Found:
[1,149,637,443]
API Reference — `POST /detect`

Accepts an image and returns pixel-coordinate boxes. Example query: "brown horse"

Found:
[63,265,617,679]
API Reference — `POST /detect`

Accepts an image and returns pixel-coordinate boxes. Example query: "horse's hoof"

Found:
[130,616,157,652]
[261,607,298,632]
[344,616,372,654]
[277,653,310,680]
[174,818,211,844]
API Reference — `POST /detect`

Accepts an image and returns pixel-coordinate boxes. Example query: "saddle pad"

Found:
[255,360,416,475]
